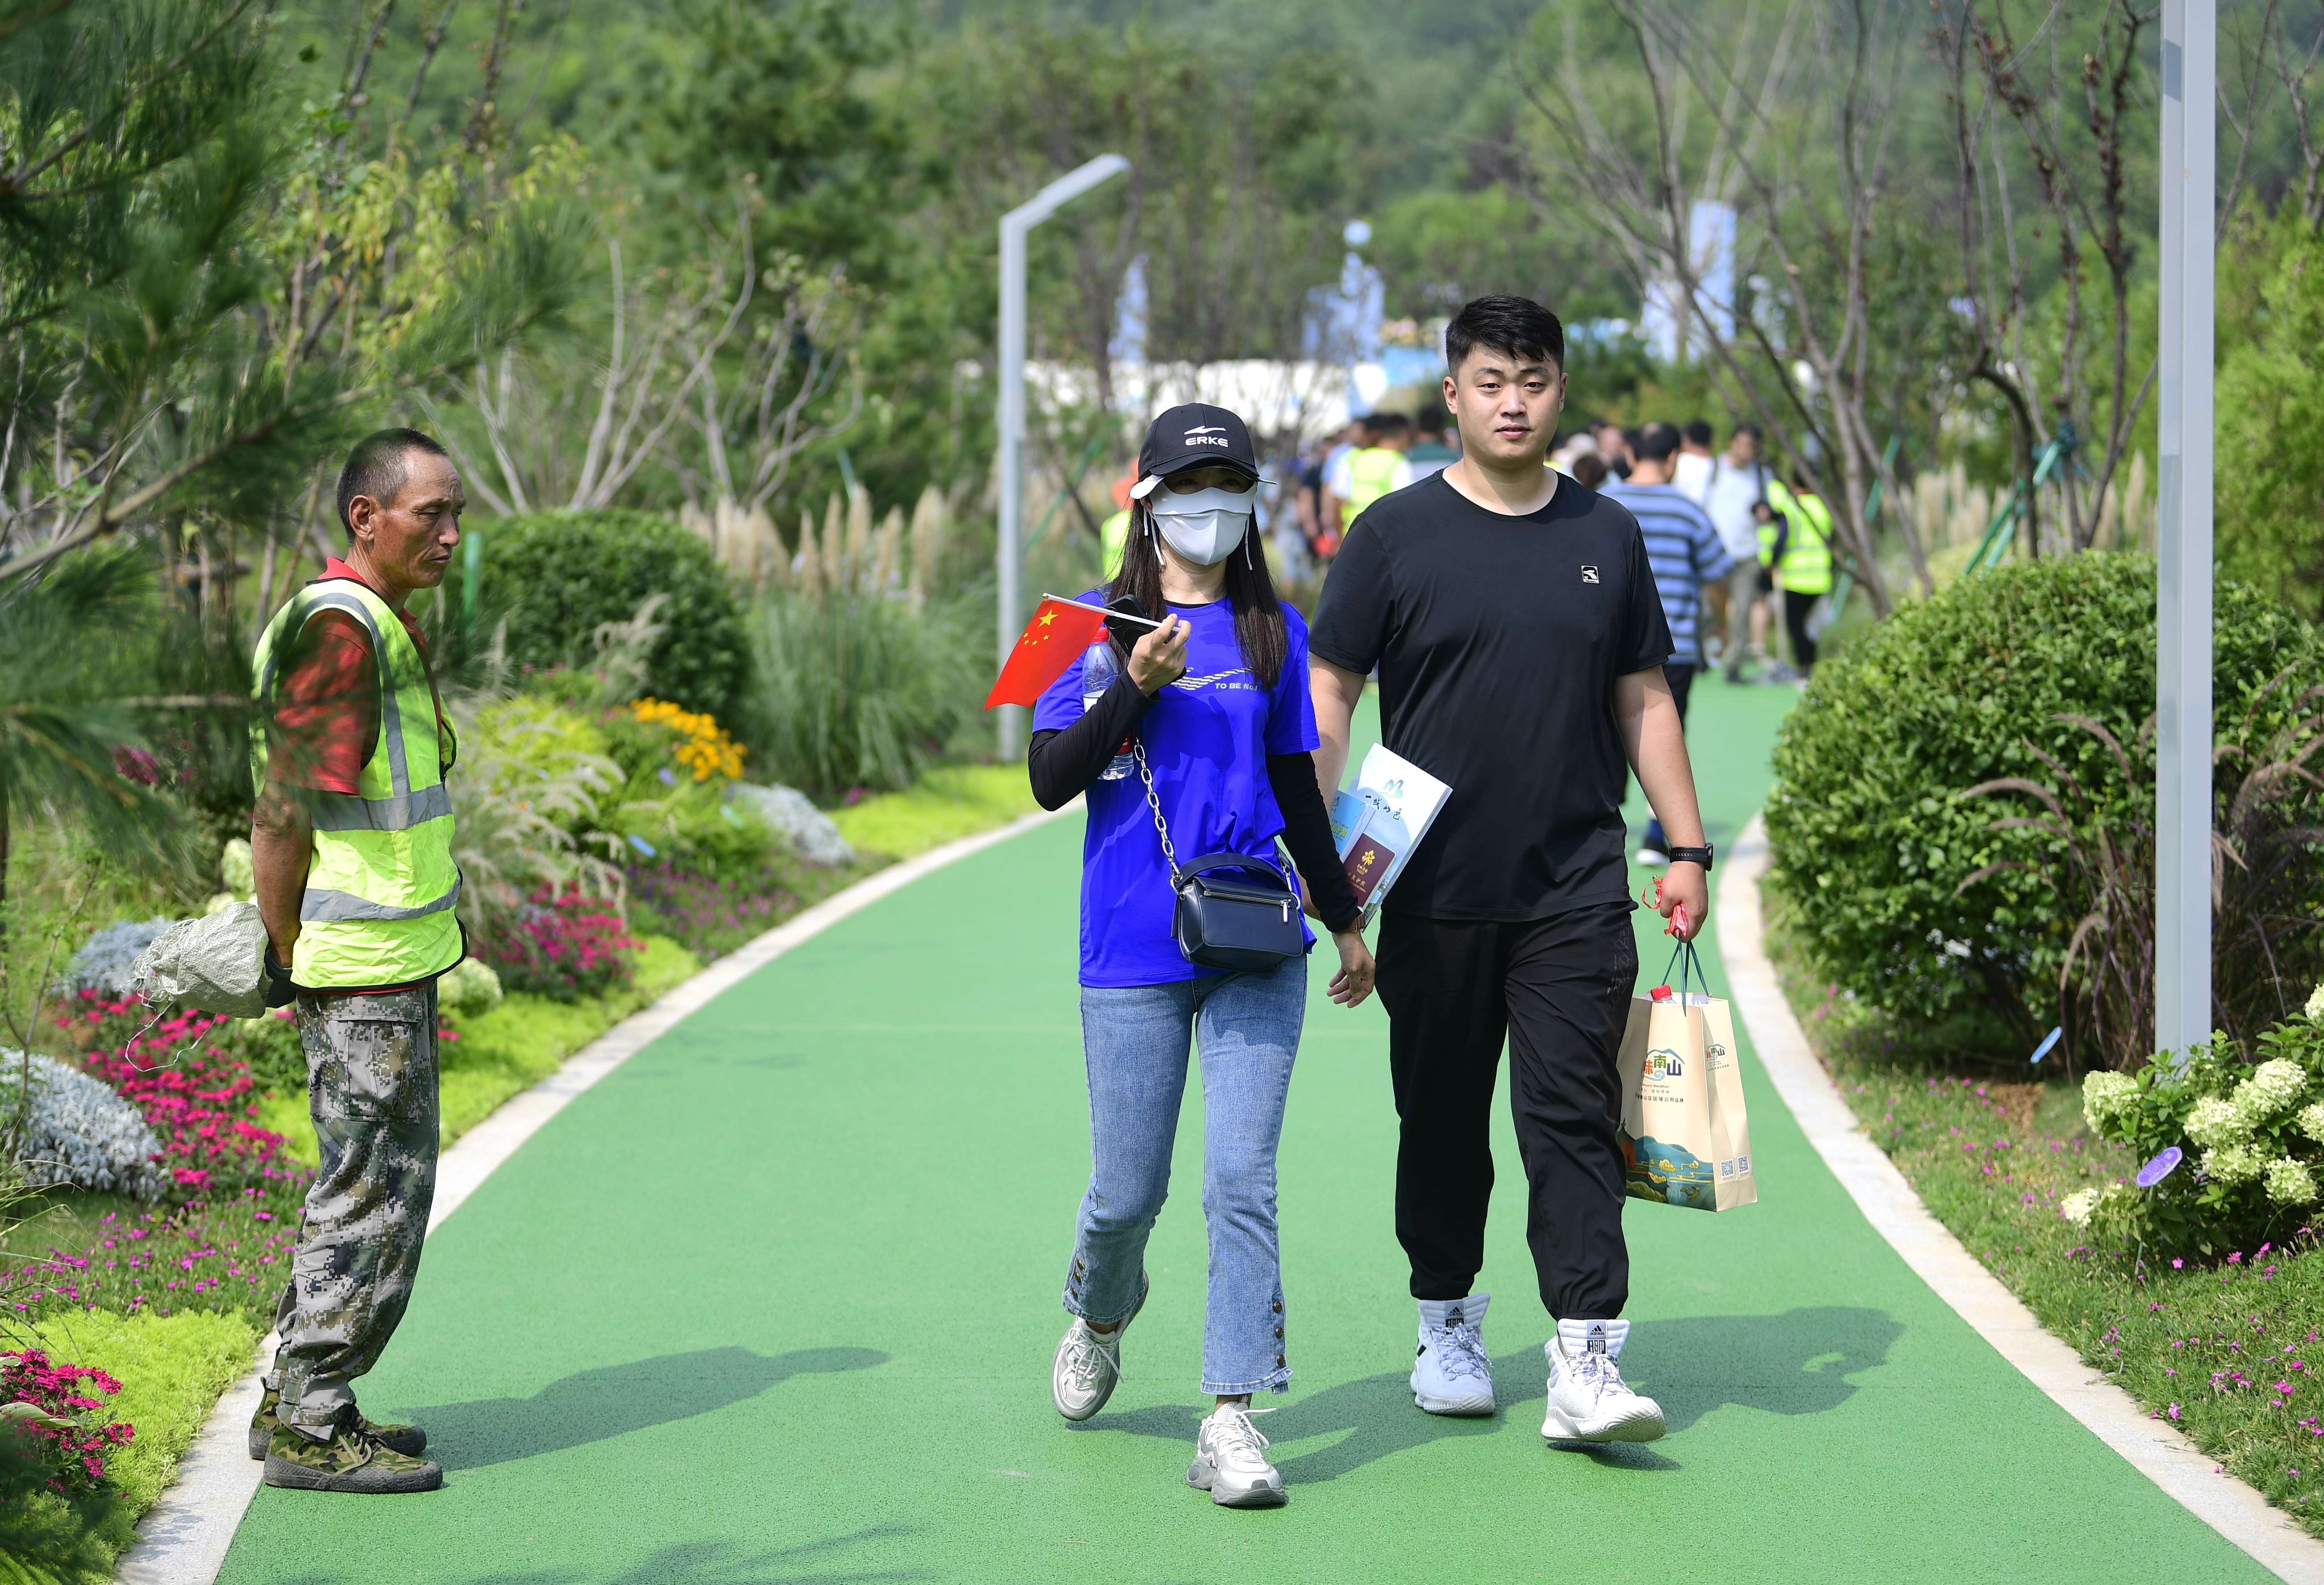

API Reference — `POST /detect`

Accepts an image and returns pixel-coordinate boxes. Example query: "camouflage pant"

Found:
[268,984,439,1438]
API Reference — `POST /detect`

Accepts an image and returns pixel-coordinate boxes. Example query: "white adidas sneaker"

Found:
[1541,1318,1665,1443]
[1187,1402,1286,1507]
[1410,1293,1495,1416]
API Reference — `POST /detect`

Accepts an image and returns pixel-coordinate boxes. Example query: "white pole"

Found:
[995,153,1131,759]
[2156,0,2215,1061]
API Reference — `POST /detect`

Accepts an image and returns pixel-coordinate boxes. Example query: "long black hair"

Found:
[1103,497,1289,688]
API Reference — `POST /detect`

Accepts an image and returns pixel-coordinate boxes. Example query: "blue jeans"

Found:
[1065,959,1307,1397]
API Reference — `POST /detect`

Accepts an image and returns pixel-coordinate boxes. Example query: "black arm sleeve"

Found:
[1026,673,1156,810]
[1267,751,1363,934]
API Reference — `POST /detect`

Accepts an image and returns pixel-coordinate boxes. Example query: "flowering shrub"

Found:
[2072,990,2324,1253]
[626,860,791,961]
[8,1194,303,1322]
[623,697,744,782]
[54,993,290,1199]
[0,1350,133,1496]
[477,887,640,1001]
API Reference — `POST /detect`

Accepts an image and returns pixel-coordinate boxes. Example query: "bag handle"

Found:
[1134,741,1294,893]
[1653,937,1708,1003]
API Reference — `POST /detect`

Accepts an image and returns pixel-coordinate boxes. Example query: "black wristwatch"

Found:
[1667,844,1714,871]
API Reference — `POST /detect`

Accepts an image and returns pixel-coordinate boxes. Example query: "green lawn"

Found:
[1777,918,2324,1532]
[829,762,1038,859]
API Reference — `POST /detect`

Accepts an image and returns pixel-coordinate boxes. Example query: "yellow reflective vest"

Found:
[250,578,463,991]
[1100,509,1131,580]
[1762,480,1835,597]
[1342,447,1407,524]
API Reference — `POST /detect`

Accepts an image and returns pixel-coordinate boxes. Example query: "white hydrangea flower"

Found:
[2298,1103,2324,1145]
[2307,982,2324,1022]
[2186,1096,2251,1148]
[2203,1143,2270,1185]
[2060,1188,2100,1226]
[438,957,503,1016]
[2234,1059,2309,1123]
[2267,1157,2321,1206]
[2082,1071,2139,1136]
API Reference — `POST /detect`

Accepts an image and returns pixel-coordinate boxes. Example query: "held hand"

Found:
[1127,613,1189,695]
[1658,863,1709,941]
[1328,929,1375,1007]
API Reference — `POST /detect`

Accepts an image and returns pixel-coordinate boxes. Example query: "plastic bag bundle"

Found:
[128,901,270,1018]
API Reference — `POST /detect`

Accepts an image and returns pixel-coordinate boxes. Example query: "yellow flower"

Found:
[627,698,745,782]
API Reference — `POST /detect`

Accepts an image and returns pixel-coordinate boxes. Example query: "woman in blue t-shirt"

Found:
[1028,403,1373,1509]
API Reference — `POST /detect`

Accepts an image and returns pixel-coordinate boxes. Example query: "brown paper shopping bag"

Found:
[1616,940,1757,1212]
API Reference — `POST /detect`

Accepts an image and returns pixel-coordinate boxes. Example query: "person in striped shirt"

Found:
[1603,421,1733,866]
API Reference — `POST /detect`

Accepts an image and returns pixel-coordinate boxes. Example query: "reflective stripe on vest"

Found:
[251,579,462,990]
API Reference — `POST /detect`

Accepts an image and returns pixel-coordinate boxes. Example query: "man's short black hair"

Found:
[1365,411,1412,437]
[1445,295,1564,376]
[1416,407,1447,436]
[336,427,450,538]
[1684,418,1713,447]
[1733,421,1761,442]
[1635,421,1682,463]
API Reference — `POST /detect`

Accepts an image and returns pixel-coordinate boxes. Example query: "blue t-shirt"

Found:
[1033,594,1321,986]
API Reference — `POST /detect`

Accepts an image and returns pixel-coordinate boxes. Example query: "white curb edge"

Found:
[1721,812,2324,1583]
[115,803,1075,1585]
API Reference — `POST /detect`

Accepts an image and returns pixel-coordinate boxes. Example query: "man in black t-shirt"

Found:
[1309,295,1713,1448]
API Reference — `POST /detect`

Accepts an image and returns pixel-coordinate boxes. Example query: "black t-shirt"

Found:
[1309,471,1673,921]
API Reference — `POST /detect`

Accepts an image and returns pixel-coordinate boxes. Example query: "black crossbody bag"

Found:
[1134,742,1304,972]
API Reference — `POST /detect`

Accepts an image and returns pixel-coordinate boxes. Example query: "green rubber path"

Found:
[219,673,2271,1583]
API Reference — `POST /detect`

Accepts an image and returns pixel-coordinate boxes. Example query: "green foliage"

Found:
[2219,206,2324,620]
[0,549,170,906]
[753,587,981,797]
[485,511,751,722]
[1764,554,2324,1045]
[828,765,1039,861]
[2074,1013,2324,1255]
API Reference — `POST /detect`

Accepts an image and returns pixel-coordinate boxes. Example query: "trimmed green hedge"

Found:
[1764,553,2322,1043]
[481,508,752,725]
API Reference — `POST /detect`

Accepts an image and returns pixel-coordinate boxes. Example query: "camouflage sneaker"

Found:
[262,1414,442,1493]
[249,1384,426,1460]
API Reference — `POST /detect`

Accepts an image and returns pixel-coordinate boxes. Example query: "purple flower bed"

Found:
[625,861,796,962]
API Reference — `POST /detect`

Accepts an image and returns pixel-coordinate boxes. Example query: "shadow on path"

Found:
[1075,1307,1897,1483]
[406,1346,888,1470]
[266,1527,929,1585]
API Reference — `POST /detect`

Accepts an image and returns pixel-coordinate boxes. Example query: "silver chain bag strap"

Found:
[1135,741,1304,972]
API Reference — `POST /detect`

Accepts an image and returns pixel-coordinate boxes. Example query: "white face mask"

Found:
[1148,486,1256,566]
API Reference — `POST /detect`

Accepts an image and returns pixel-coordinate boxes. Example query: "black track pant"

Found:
[1784,588,1820,671]
[1375,901,1639,1320]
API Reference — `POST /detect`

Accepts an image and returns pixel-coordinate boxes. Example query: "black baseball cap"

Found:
[1130,403,1260,499]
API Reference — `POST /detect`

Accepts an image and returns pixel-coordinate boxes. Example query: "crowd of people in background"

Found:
[1276,405,1835,691]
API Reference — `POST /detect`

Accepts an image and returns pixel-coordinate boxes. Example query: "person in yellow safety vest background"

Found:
[1100,472,1135,580]
[1759,473,1834,677]
[247,427,467,1495]
[1318,412,1414,557]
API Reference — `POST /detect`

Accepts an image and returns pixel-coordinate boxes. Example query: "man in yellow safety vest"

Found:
[1760,474,1835,676]
[247,428,466,1494]
[1319,413,1414,555]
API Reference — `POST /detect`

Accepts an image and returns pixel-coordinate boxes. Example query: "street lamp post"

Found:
[2156,0,2215,1061]
[995,153,1130,759]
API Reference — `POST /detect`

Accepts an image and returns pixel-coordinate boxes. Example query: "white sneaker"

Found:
[1542,1318,1665,1443]
[1187,1402,1286,1507]
[1410,1293,1495,1416]
[1635,845,1670,867]
[1051,1275,1147,1421]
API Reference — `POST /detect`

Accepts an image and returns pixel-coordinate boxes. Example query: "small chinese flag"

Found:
[985,597,1110,710]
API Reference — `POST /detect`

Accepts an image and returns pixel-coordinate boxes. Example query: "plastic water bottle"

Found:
[1081,644,1134,780]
